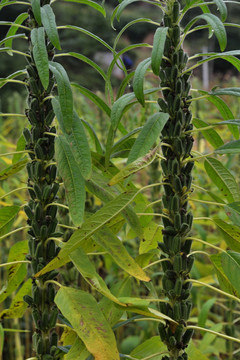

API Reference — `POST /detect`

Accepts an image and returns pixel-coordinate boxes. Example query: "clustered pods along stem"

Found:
[23,3,61,359]
[157,2,194,359]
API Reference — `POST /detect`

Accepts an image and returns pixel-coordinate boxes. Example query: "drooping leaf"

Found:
[198,298,216,328]
[210,87,240,97]
[127,112,168,164]
[92,227,150,282]
[214,140,240,154]
[41,5,61,50]
[31,0,41,25]
[66,112,92,180]
[214,218,240,252]
[35,189,139,276]
[151,27,168,76]
[55,136,85,226]
[212,0,227,21]
[49,61,73,133]
[81,119,103,154]
[0,69,26,89]
[109,146,158,186]
[0,241,28,304]
[63,0,106,17]
[133,57,151,106]
[192,118,223,149]
[12,135,26,164]
[187,342,209,360]
[68,52,106,80]
[0,206,20,237]
[31,27,49,90]
[111,127,142,157]
[204,158,240,203]
[70,247,126,305]
[111,92,135,130]
[65,337,90,360]
[4,13,28,53]
[130,336,167,360]
[221,251,240,294]
[0,158,28,180]
[140,222,162,254]
[0,279,31,319]
[55,287,119,360]
[225,202,240,225]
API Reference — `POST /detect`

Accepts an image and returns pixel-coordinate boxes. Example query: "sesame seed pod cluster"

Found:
[157,2,194,359]
[23,2,61,359]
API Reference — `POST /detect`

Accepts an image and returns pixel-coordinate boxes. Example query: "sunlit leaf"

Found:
[0,206,20,237]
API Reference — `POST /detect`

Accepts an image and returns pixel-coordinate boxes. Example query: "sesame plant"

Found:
[1,0,240,359]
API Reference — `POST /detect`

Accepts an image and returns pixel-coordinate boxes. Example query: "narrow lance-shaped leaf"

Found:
[55,287,119,360]
[49,61,73,133]
[192,118,223,149]
[214,140,240,155]
[0,69,26,89]
[133,57,151,107]
[151,27,168,76]
[35,189,139,276]
[204,157,240,203]
[130,336,167,360]
[93,227,150,282]
[127,112,168,164]
[221,251,240,294]
[31,27,49,89]
[0,206,20,237]
[55,136,85,226]
[63,0,106,17]
[210,88,240,97]
[212,0,227,21]
[41,5,61,50]
[12,135,26,164]
[31,0,41,25]
[4,13,28,53]
[109,146,158,186]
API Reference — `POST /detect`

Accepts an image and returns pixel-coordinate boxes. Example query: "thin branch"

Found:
[187,325,240,344]
[0,260,31,268]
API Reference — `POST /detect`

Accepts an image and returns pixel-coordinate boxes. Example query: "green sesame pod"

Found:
[174,176,182,192]
[42,355,53,360]
[46,77,55,94]
[32,127,41,144]
[158,323,167,342]
[37,337,44,355]
[173,95,181,112]
[50,183,59,199]
[182,240,192,254]
[171,159,179,175]
[34,202,43,221]
[172,51,179,66]
[32,221,41,237]
[28,239,35,256]
[159,301,167,314]
[174,213,181,231]
[32,308,40,326]
[47,240,56,258]
[174,325,184,342]
[158,242,168,254]
[169,336,177,347]
[26,64,37,78]
[28,109,38,125]
[50,346,57,356]
[173,121,181,138]
[46,285,56,303]
[159,70,166,82]
[43,185,52,201]
[187,256,194,273]
[165,278,175,292]
[172,1,180,23]
[161,160,168,176]
[35,242,43,257]
[182,289,190,300]
[186,175,192,190]
[164,13,171,27]
[182,329,194,345]
[181,303,188,321]
[24,205,34,220]
[31,258,38,273]
[40,225,48,241]
[184,161,194,174]
[49,165,57,182]
[180,223,189,234]
[26,162,33,180]
[173,254,182,273]
[174,138,184,155]
[163,183,172,196]
[174,278,182,296]
[45,109,55,126]
[23,295,34,306]
[30,98,39,111]
[173,303,181,320]
[164,226,177,236]
[171,194,179,212]
[167,93,174,112]
[28,187,36,200]
[23,128,32,143]
[47,205,58,218]
[172,235,181,254]
[176,78,182,95]
[32,284,41,305]
[29,78,40,95]
[35,143,45,160]
[49,308,58,328]
[176,109,184,124]
[42,309,49,330]
[186,212,193,228]
[33,183,42,200]
[171,65,178,82]
[186,300,192,318]
[172,25,180,45]
[35,161,43,181]
[158,98,169,113]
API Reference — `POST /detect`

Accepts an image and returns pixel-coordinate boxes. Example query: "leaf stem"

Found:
[0,113,26,117]
[187,237,224,252]
[43,132,58,137]
[189,198,225,207]
[0,150,34,156]
[182,152,214,163]
[187,325,240,344]
[0,186,30,200]
[58,223,77,230]
[0,260,31,268]
[45,280,62,288]
[143,258,171,270]
[187,250,209,257]
[0,226,30,241]
[44,202,69,211]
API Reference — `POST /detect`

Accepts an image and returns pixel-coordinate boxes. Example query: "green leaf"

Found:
[4,13,28,53]
[55,136,85,226]
[0,69,26,89]
[111,127,141,158]
[212,0,227,21]
[140,222,162,255]
[55,287,119,360]
[36,189,139,276]
[92,227,150,282]
[214,140,240,154]
[68,52,106,80]
[0,279,31,319]
[111,92,136,131]
[0,241,28,304]
[225,202,240,225]
[109,146,158,186]
[0,158,28,180]
[81,119,103,154]
[66,112,92,180]
[192,118,223,149]
[0,324,3,358]
[0,206,20,237]
[72,83,111,117]
[133,57,151,106]
[51,97,65,133]
[99,278,131,326]
[70,247,126,305]
[41,5,61,50]
[204,158,240,203]
[198,298,216,328]
[210,87,240,97]
[151,27,168,76]
[31,27,49,89]
[63,0,106,17]
[127,112,168,164]
[211,253,239,296]
[49,62,73,133]
[31,0,41,25]
[214,218,240,252]
[12,135,26,164]
[221,251,240,294]
[130,336,167,359]
[187,342,209,360]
